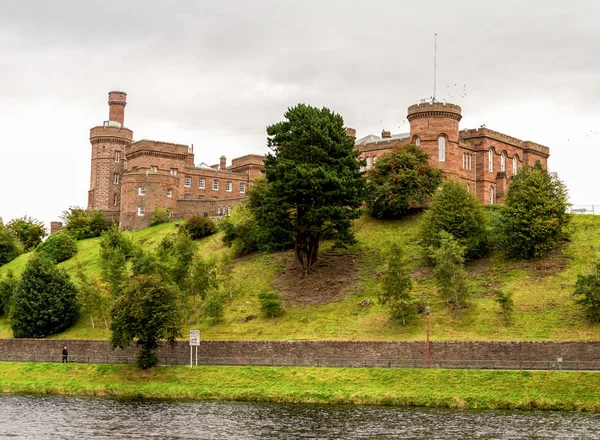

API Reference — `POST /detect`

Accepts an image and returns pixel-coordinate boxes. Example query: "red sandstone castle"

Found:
[87,92,549,230]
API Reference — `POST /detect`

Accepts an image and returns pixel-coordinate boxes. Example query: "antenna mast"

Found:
[433,33,437,102]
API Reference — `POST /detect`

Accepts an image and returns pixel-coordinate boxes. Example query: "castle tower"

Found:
[407,102,462,176]
[87,91,133,214]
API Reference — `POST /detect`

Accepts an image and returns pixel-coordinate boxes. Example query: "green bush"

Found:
[180,216,216,240]
[378,242,416,324]
[419,180,488,261]
[6,216,47,251]
[573,262,600,322]
[0,222,23,267]
[0,270,18,316]
[61,207,110,240]
[496,162,569,260]
[11,256,79,338]
[35,233,78,263]
[150,206,172,226]
[220,206,258,256]
[493,289,514,324]
[258,290,285,318]
[204,292,224,323]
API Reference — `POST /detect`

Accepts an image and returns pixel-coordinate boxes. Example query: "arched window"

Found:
[217,206,222,216]
[513,156,518,174]
[500,153,506,172]
[488,149,494,172]
[415,137,421,146]
[438,136,446,162]
[227,206,231,216]
[488,186,494,205]
[366,157,372,169]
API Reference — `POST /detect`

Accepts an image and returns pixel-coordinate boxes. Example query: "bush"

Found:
[493,289,514,324]
[378,242,416,324]
[180,216,216,240]
[150,206,172,226]
[11,256,79,338]
[35,232,78,263]
[573,262,600,322]
[204,292,224,323]
[496,162,569,260]
[6,216,47,251]
[220,206,258,256]
[62,207,110,240]
[0,270,18,316]
[431,231,470,313]
[366,144,444,219]
[0,222,23,266]
[419,180,488,261]
[258,291,285,318]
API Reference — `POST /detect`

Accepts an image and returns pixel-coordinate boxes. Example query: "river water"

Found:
[0,394,599,439]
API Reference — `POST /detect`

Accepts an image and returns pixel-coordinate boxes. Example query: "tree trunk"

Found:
[90,315,95,329]
[294,232,321,276]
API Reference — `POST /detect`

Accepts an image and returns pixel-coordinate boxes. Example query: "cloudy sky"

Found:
[1,0,599,225]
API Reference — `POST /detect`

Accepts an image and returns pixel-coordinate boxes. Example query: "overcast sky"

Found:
[1,0,599,226]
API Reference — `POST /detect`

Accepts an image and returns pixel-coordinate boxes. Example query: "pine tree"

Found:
[378,242,415,324]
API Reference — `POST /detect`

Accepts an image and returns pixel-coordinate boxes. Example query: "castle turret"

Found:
[87,91,133,213]
[407,102,462,174]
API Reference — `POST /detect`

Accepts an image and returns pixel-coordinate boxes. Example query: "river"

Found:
[0,394,599,439]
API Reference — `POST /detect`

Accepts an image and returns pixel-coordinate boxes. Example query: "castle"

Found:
[86,92,550,231]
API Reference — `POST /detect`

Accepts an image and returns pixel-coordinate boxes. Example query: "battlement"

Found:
[407,102,462,122]
[127,139,193,157]
[460,128,549,156]
[230,154,265,169]
[89,125,133,143]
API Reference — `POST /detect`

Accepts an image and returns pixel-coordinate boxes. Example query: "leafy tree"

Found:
[61,207,109,240]
[265,104,366,275]
[366,145,444,219]
[35,232,77,263]
[74,264,110,329]
[378,242,416,324]
[0,270,18,316]
[180,215,216,240]
[493,289,514,324]
[258,290,285,318]
[496,162,569,260]
[150,206,172,226]
[110,274,182,369]
[6,216,47,251]
[573,262,600,322]
[203,291,225,323]
[431,231,470,313]
[99,227,131,298]
[219,205,258,256]
[419,180,488,261]
[11,256,79,338]
[0,220,23,266]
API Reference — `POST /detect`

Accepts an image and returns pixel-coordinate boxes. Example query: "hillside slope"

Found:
[1,214,599,341]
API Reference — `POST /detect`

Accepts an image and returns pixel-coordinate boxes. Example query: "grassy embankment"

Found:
[1,214,600,341]
[1,362,599,411]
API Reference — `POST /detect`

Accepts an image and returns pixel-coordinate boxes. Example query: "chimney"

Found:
[108,91,127,126]
[220,155,227,170]
[382,130,391,139]
[345,127,356,138]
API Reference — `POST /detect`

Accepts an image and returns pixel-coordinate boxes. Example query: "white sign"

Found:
[189,330,200,346]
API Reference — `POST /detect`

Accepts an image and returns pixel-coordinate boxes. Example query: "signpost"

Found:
[189,330,200,368]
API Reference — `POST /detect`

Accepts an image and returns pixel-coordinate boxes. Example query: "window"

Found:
[366,157,371,169]
[198,195,205,200]
[138,186,146,196]
[488,149,493,172]
[213,179,219,190]
[438,136,446,162]
[415,137,421,147]
[185,176,191,187]
[240,183,246,194]
[115,151,121,162]
[184,193,190,199]
[463,153,472,171]
[513,156,518,174]
[227,206,231,216]
[199,178,206,189]
[468,154,472,170]
[226,181,232,192]
[137,206,145,216]
[489,186,494,205]
[150,165,158,173]
[167,189,172,198]
[462,153,466,169]
[113,193,118,206]
[373,156,378,165]
[113,173,119,184]
[217,206,222,216]
[500,153,506,172]
[170,168,178,176]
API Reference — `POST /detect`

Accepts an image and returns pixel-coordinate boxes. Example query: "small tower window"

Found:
[489,186,494,205]
[185,176,191,187]
[115,151,121,162]
[137,206,145,216]
[213,179,219,190]
[138,186,146,196]
[488,149,494,172]
[513,156,518,174]
[415,137,421,147]
[217,206,222,216]
[167,189,172,198]
[113,173,119,184]
[366,157,372,169]
[438,136,446,162]
[184,193,191,199]
[500,153,506,172]
[113,193,118,206]
[226,181,232,192]
[170,168,178,176]
[240,183,246,194]
[199,178,206,189]
[151,165,158,173]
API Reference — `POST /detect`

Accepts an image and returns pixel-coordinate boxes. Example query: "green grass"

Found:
[2,215,600,341]
[1,362,599,411]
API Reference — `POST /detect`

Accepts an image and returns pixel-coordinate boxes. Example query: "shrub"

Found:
[573,262,600,322]
[493,289,514,324]
[180,216,216,240]
[496,162,569,260]
[35,232,78,263]
[11,256,79,338]
[0,222,23,266]
[258,291,285,318]
[366,144,444,219]
[419,180,488,261]
[99,227,132,298]
[0,270,18,316]
[431,231,470,313]
[61,207,109,240]
[220,206,258,256]
[6,216,47,251]
[204,292,224,323]
[378,242,416,324]
[150,206,172,226]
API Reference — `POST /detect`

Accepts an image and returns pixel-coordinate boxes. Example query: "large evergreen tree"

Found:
[367,145,443,219]
[264,104,366,275]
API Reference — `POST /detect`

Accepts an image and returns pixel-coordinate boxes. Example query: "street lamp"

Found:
[425,306,431,369]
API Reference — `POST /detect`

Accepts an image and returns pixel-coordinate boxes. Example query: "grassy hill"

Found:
[1,214,600,341]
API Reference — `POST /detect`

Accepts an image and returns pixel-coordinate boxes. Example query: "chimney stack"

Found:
[108,91,127,126]
[345,127,357,138]
[220,155,227,170]
[382,130,391,139]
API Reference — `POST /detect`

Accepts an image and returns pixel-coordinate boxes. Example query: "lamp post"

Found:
[425,306,431,369]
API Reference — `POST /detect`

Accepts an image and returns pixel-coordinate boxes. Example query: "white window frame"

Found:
[113,173,119,184]
[513,156,518,174]
[488,149,494,172]
[150,165,158,173]
[198,195,205,200]
[137,206,145,216]
[217,206,222,216]
[115,151,120,163]
[227,206,231,216]
[170,168,178,176]
[489,186,494,205]
[366,157,371,169]
[138,186,146,196]
[185,176,191,187]
[500,153,506,172]
[213,179,219,190]
[438,136,446,162]
[167,189,172,198]
[226,181,232,192]
[240,182,246,194]
[113,193,118,206]
[199,178,206,189]
[373,156,378,165]
[415,137,421,147]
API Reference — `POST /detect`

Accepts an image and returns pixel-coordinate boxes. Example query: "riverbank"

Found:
[1,362,599,411]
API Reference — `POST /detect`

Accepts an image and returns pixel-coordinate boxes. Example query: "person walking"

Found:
[62,346,68,363]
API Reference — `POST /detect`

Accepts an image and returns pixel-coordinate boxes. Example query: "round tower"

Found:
[87,91,133,212]
[407,102,462,171]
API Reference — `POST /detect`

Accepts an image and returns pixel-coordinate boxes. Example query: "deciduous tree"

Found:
[6,216,47,251]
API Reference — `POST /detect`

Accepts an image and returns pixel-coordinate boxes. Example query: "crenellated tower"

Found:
[87,91,133,214]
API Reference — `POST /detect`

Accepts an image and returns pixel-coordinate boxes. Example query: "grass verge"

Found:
[1,362,600,411]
